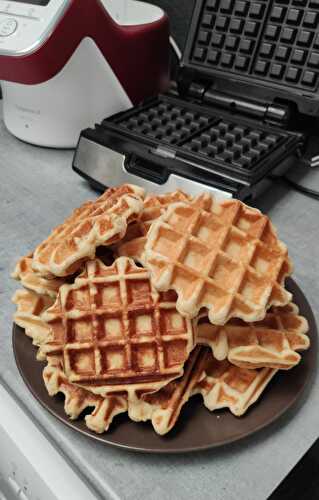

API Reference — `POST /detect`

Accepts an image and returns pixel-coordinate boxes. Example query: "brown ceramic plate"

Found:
[13,279,317,454]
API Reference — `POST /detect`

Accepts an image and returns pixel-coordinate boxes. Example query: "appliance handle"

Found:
[72,137,233,199]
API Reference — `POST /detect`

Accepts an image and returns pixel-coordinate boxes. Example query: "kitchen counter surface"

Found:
[1,111,319,500]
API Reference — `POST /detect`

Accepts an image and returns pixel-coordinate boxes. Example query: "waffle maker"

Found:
[0,0,169,147]
[73,0,319,200]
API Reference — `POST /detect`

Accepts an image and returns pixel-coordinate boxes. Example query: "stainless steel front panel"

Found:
[73,137,233,199]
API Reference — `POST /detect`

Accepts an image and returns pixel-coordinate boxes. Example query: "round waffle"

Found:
[40,257,196,402]
[144,194,292,325]
[32,184,145,278]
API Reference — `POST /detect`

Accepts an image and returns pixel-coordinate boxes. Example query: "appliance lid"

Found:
[181,0,319,116]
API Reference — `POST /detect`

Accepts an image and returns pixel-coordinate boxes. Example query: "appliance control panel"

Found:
[0,0,68,55]
[0,383,98,500]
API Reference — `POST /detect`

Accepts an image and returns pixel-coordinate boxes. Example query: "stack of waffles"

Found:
[12,184,310,435]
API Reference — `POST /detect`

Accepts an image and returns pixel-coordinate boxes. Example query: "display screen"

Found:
[9,0,50,5]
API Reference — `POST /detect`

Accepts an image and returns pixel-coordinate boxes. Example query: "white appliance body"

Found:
[0,0,166,147]
[0,382,99,500]
[2,37,132,148]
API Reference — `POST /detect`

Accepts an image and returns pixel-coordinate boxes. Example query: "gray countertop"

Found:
[1,108,319,500]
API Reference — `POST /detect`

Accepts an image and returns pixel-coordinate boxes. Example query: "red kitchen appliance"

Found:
[0,0,169,147]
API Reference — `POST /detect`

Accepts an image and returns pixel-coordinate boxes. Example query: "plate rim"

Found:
[12,278,318,454]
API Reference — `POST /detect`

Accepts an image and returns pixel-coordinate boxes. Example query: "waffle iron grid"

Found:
[113,96,286,176]
[191,0,319,91]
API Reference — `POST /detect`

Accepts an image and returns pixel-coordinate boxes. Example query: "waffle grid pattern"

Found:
[112,97,284,175]
[181,119,281,170]
[116,191,192,263]
[191,0,319,90]
[192,0,268,74]
[254,0,319,88]
[42,258,194,396]
[43,360,128,433]
[32,185,144,278]
[196,302,309,369]
[145,196,292,325]
[130,345,206,434]
[196,351,277,416]
[117,100,214,145]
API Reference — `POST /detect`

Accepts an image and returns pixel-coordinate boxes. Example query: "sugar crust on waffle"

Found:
[32,184,145,278]
[116,190,192,264]
[40,257,196,402]
[144,194,292,325]
[196,303,310,370]
[12,254,65,298]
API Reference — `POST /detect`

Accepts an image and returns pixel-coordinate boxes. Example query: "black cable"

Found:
[284,176,319,199]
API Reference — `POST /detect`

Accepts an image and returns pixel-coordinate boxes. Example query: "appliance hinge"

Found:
[187,85,291,127]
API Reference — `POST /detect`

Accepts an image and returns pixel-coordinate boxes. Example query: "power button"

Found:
[0,18,18,37]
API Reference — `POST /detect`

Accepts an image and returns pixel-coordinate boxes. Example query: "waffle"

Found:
[12,289,53,360]
[129,345,206,435]
[32,184,145,278]
[13,288,128,431]
[11,287,299,433]
[116,190,192,264]
[196,303,310,370]
[144,193,292,325]
[12,254,65,298]
[41,257,196,402]
[131,344,278,431]
[195,348,277,417]
[43,357,128,434]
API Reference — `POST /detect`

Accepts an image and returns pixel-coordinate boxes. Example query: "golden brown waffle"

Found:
[116,190,192,264]
[41,257,196,402]
[11,286,290,432]
[43,358,128,434]
[196,303,309,370]
[129,345,206,435]
[195,348,277,416]
[44,347,278,432]
[12,254,65,298]
[44,347,203,436]
[13,287,128,432]
[32,184,145,278]
[131,343,278,431]
[12,289,53,360]
[144,194,292,325]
